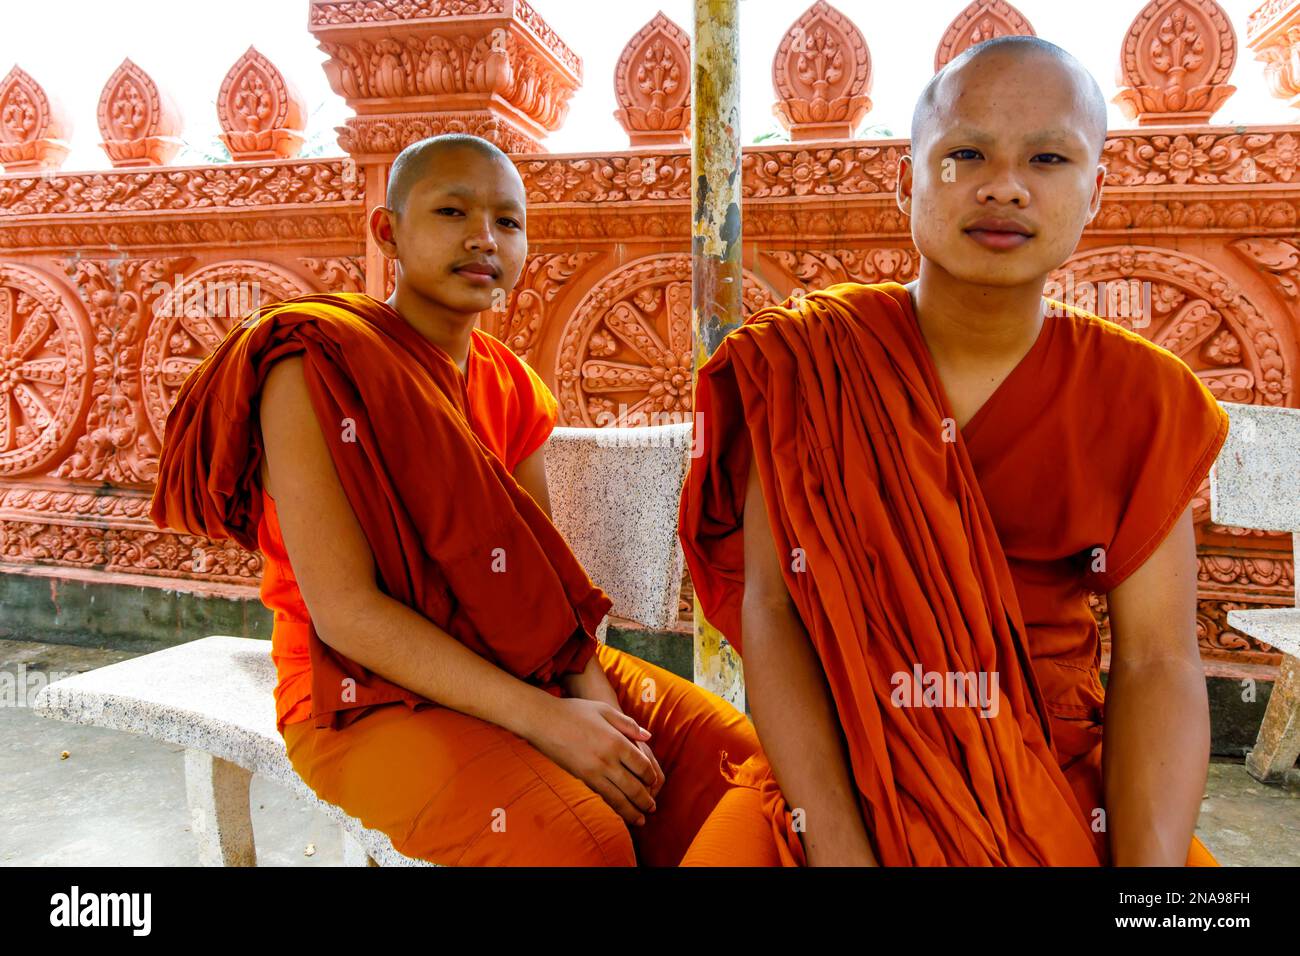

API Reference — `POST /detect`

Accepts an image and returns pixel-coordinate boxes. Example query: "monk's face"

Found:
[897,51,1105,289]
[380,146,528,316]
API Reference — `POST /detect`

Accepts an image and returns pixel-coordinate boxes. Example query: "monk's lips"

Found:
[964,228,1033,249]
[454,266,499,281]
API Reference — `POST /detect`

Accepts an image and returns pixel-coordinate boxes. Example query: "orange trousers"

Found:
[281,642,761,866]
[681,750,1222,867]
[282,642,1219,867]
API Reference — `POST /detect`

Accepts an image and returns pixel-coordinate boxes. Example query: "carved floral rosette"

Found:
[771,1,873,141]
[0,265,92,478]
[140,262,311,447]
[0,67,72,172]
[480,251,600,362]
[216,47,307,161]
[1047,246,1289,410]
[556,254,775,427]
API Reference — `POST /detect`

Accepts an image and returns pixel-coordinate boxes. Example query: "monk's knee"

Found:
[437,781,636,866]
[679,786,785,867]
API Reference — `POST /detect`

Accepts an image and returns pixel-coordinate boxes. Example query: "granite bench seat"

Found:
[1210,402,1300,784]
[32,423,695,866]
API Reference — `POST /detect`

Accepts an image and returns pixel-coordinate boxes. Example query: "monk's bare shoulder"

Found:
[258,355,380,626]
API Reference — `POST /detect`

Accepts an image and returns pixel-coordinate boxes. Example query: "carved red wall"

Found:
[1,0,1298,678]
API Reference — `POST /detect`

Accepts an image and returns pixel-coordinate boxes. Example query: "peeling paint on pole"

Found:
[691,0,745,712]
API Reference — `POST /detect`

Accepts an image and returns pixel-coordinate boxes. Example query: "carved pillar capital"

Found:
[1246,0,1300,112]
[308,0,582,161]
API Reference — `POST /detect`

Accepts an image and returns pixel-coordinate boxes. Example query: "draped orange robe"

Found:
[679,281,1228,866]
[258,323,561,734]
[149,292,611,732]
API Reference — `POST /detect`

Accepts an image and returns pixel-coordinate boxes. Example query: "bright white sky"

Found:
[1,0,1292,172]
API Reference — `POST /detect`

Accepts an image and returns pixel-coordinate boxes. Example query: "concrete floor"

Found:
[2,638,1298,866]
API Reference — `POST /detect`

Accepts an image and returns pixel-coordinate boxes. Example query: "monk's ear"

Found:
[1085,164,1106,223]
[896,153,913,216]
[369,206,399,258]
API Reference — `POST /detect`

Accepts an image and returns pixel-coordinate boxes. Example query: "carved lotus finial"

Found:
[217,47,307,160]
[0,66,72,172]
[1114,0,1237,126]
[934,1,1037,72]
[97,58,183,167]
[772,1,873,141]
[613,12,691,147]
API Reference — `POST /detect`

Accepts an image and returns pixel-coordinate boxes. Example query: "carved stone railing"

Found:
[1,0,1297,676]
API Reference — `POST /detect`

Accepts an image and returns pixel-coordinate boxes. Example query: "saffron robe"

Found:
[678,280,1229,866]
[149,292,612,731]
[259,324,560,733]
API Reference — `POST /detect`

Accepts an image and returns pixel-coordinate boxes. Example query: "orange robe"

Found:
[149,292,610,732]
[149,291,765,865]
[259,323,560,734]
[678,281,1228,866]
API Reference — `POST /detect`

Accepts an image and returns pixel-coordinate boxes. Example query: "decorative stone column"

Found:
[0,66,72,172]
[1246,0,1300,113]
[308,0,582,296]
[771,1,872,142]
[1114,0,1237,126]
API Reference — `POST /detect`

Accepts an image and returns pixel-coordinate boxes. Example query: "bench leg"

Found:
[1246,654,1300,784]
[341,826,379,867]
[184,749,257,866]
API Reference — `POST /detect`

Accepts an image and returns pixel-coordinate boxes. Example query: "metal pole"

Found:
[691,0,745,710]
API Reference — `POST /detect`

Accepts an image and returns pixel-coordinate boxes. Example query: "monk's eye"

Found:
[435,207,464,216]
[1033,153,1068,164]
[948,148,981,161]
[498,217,522,229]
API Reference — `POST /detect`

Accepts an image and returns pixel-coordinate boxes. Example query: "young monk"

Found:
[149,133,763,866]
[676,36,1228,866]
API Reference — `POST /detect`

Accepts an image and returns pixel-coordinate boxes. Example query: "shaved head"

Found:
[370,132,528,321]
[385,134,518,216]
[912,36,1108,163]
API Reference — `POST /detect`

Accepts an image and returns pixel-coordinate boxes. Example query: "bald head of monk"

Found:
[370,134,528,321]
[897,36,1108,290]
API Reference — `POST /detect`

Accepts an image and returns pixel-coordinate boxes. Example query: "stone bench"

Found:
[32,423,695,866]
[1209,401,1300,784]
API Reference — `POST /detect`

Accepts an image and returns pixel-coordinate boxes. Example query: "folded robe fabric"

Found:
[679,282,1107,866]
[149,292,612,731]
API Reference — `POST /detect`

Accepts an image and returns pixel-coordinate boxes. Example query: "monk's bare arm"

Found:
[512,446,618,708]
[510,444,552,520]
[511,443,663,795]
[258,357,659,824]
[510,443,613,705]
[1102,504,1209,866]
[741,455,878,866]
[259,356,555,738]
